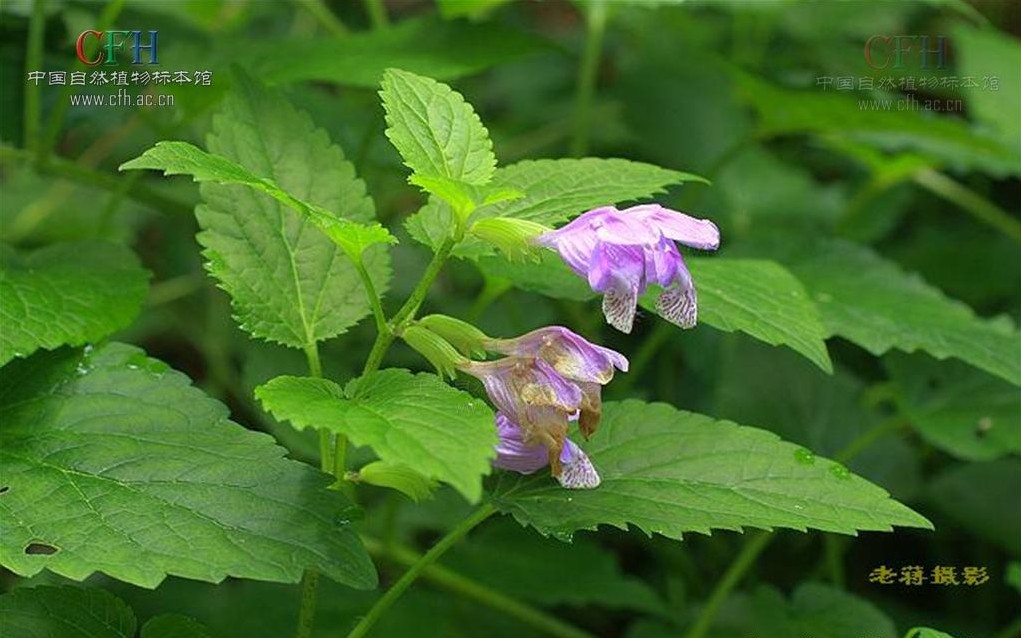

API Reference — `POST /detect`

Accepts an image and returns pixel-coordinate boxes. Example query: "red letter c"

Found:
[864,35,890,69]
[76,30,104,66]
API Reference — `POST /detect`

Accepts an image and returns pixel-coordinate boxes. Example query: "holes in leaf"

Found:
[24,542,58,555]
[0,486,9,494]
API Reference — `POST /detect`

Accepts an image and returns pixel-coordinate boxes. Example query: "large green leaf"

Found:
[121,141,395,260]
[0,586,211,638]
[952,25,1021,152]
[256,370,497,502]
[782,240,1021,386]
[886,353,1020,461]
[643,258,833,373]
[0,242,148,366]
[491,400,931,539]
[164,73,388,348]
[0,344,376,589]
[381,68,496,187]
[253,18,548,88]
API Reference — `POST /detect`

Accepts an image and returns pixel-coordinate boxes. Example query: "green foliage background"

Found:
[1,1,1019,637]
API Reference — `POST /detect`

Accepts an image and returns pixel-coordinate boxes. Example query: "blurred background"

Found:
[1,1,1019,636]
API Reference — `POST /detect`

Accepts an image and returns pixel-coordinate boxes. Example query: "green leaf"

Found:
[0,344,376,589]
[952,25,1021,151]
[0,242,148,366]
[141,614,213,638]
[491,400,931,539]
[477,251,595,301]
[886,353,1020,461]
[133,73,389,348]
[0,586,137,638]
[406,157,707,253]
[782,240,1021,386]
[644,258,833,373]
[121,140,396,260]
[357,461,438,503]
[381,68,496,190]
[904,630,956,638]
[926,460,1020,555]
[253,17,548,88]
[0,586,212,638]
[256,370,497,502]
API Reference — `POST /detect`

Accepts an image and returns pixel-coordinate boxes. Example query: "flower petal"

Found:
[486,326,628,385]
[602,283,640,334]
[535,207,615,275]
[656,263,698,329]
[625,204,720,251]
[492,412,549,474]
[556,440,601,489]
[591,209,660,246]
[644,236,683,288]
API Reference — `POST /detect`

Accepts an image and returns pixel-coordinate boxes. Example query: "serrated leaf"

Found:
[121,140,396,260]
[381,68,496,188]
[906,629,956,638]
[491,400,931,539]
[0,586,137,638]
[0,344,376,589]
[406,157,706,254]
[0,242,148,366]
[141,73,388,348]
[0,586,212,638]
[141,614,213,638]
[257,370,497,502]
[358,461,438,503]
[477,251,595,301]
[886,353,1020,461]
[641,258,833,373]
[782,240,1021,386]
[253,17,548,88]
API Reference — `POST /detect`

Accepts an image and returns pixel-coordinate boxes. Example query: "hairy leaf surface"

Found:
[0,344,376,589]
[257,370,497,502]
[491,400,931,538]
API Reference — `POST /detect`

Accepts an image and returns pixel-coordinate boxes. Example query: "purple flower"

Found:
[537,204,720,333]
[494,412,600,489]
[460,357,581,476]
[483,326,627,438]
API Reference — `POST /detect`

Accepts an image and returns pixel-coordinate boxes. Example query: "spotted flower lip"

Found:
[494,412,600,489]
[536,204,720,334]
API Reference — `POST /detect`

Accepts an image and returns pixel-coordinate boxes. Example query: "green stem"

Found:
[912,168,1021,244]
[569,1,608,157]
[295,342,330,638]
[362,235,458,375]
[0,146,193,217]
[834,416,905,463]
[39,0,126,163]
[346,504,497,638]
[363,0,389,29]
[354,258,389,337]
[683,531,772,638]
[296,0,349,36]
[360,535,596,638]
[24,0,46,159]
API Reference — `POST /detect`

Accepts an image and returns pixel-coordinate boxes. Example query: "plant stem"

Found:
[362,235,458,375]
[39,0,126,163]
[683,531,772,638]
[912,168,1021,244]
[354,259,389,337]
[363,0,389,29]
[295,342,331,638]
[0,146,193,217]
[360,535,597,638]
[569,1,608,157]
[24,0,46,159]
[346,504,497,638]
[296,0,349,36]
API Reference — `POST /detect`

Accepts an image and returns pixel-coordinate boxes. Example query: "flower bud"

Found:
[417,314,490,359]
[400,325,468,380]
[469,217,552,261]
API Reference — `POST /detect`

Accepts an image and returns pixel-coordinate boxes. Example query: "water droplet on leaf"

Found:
[793,448,815,465]
[829,464,851,480]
